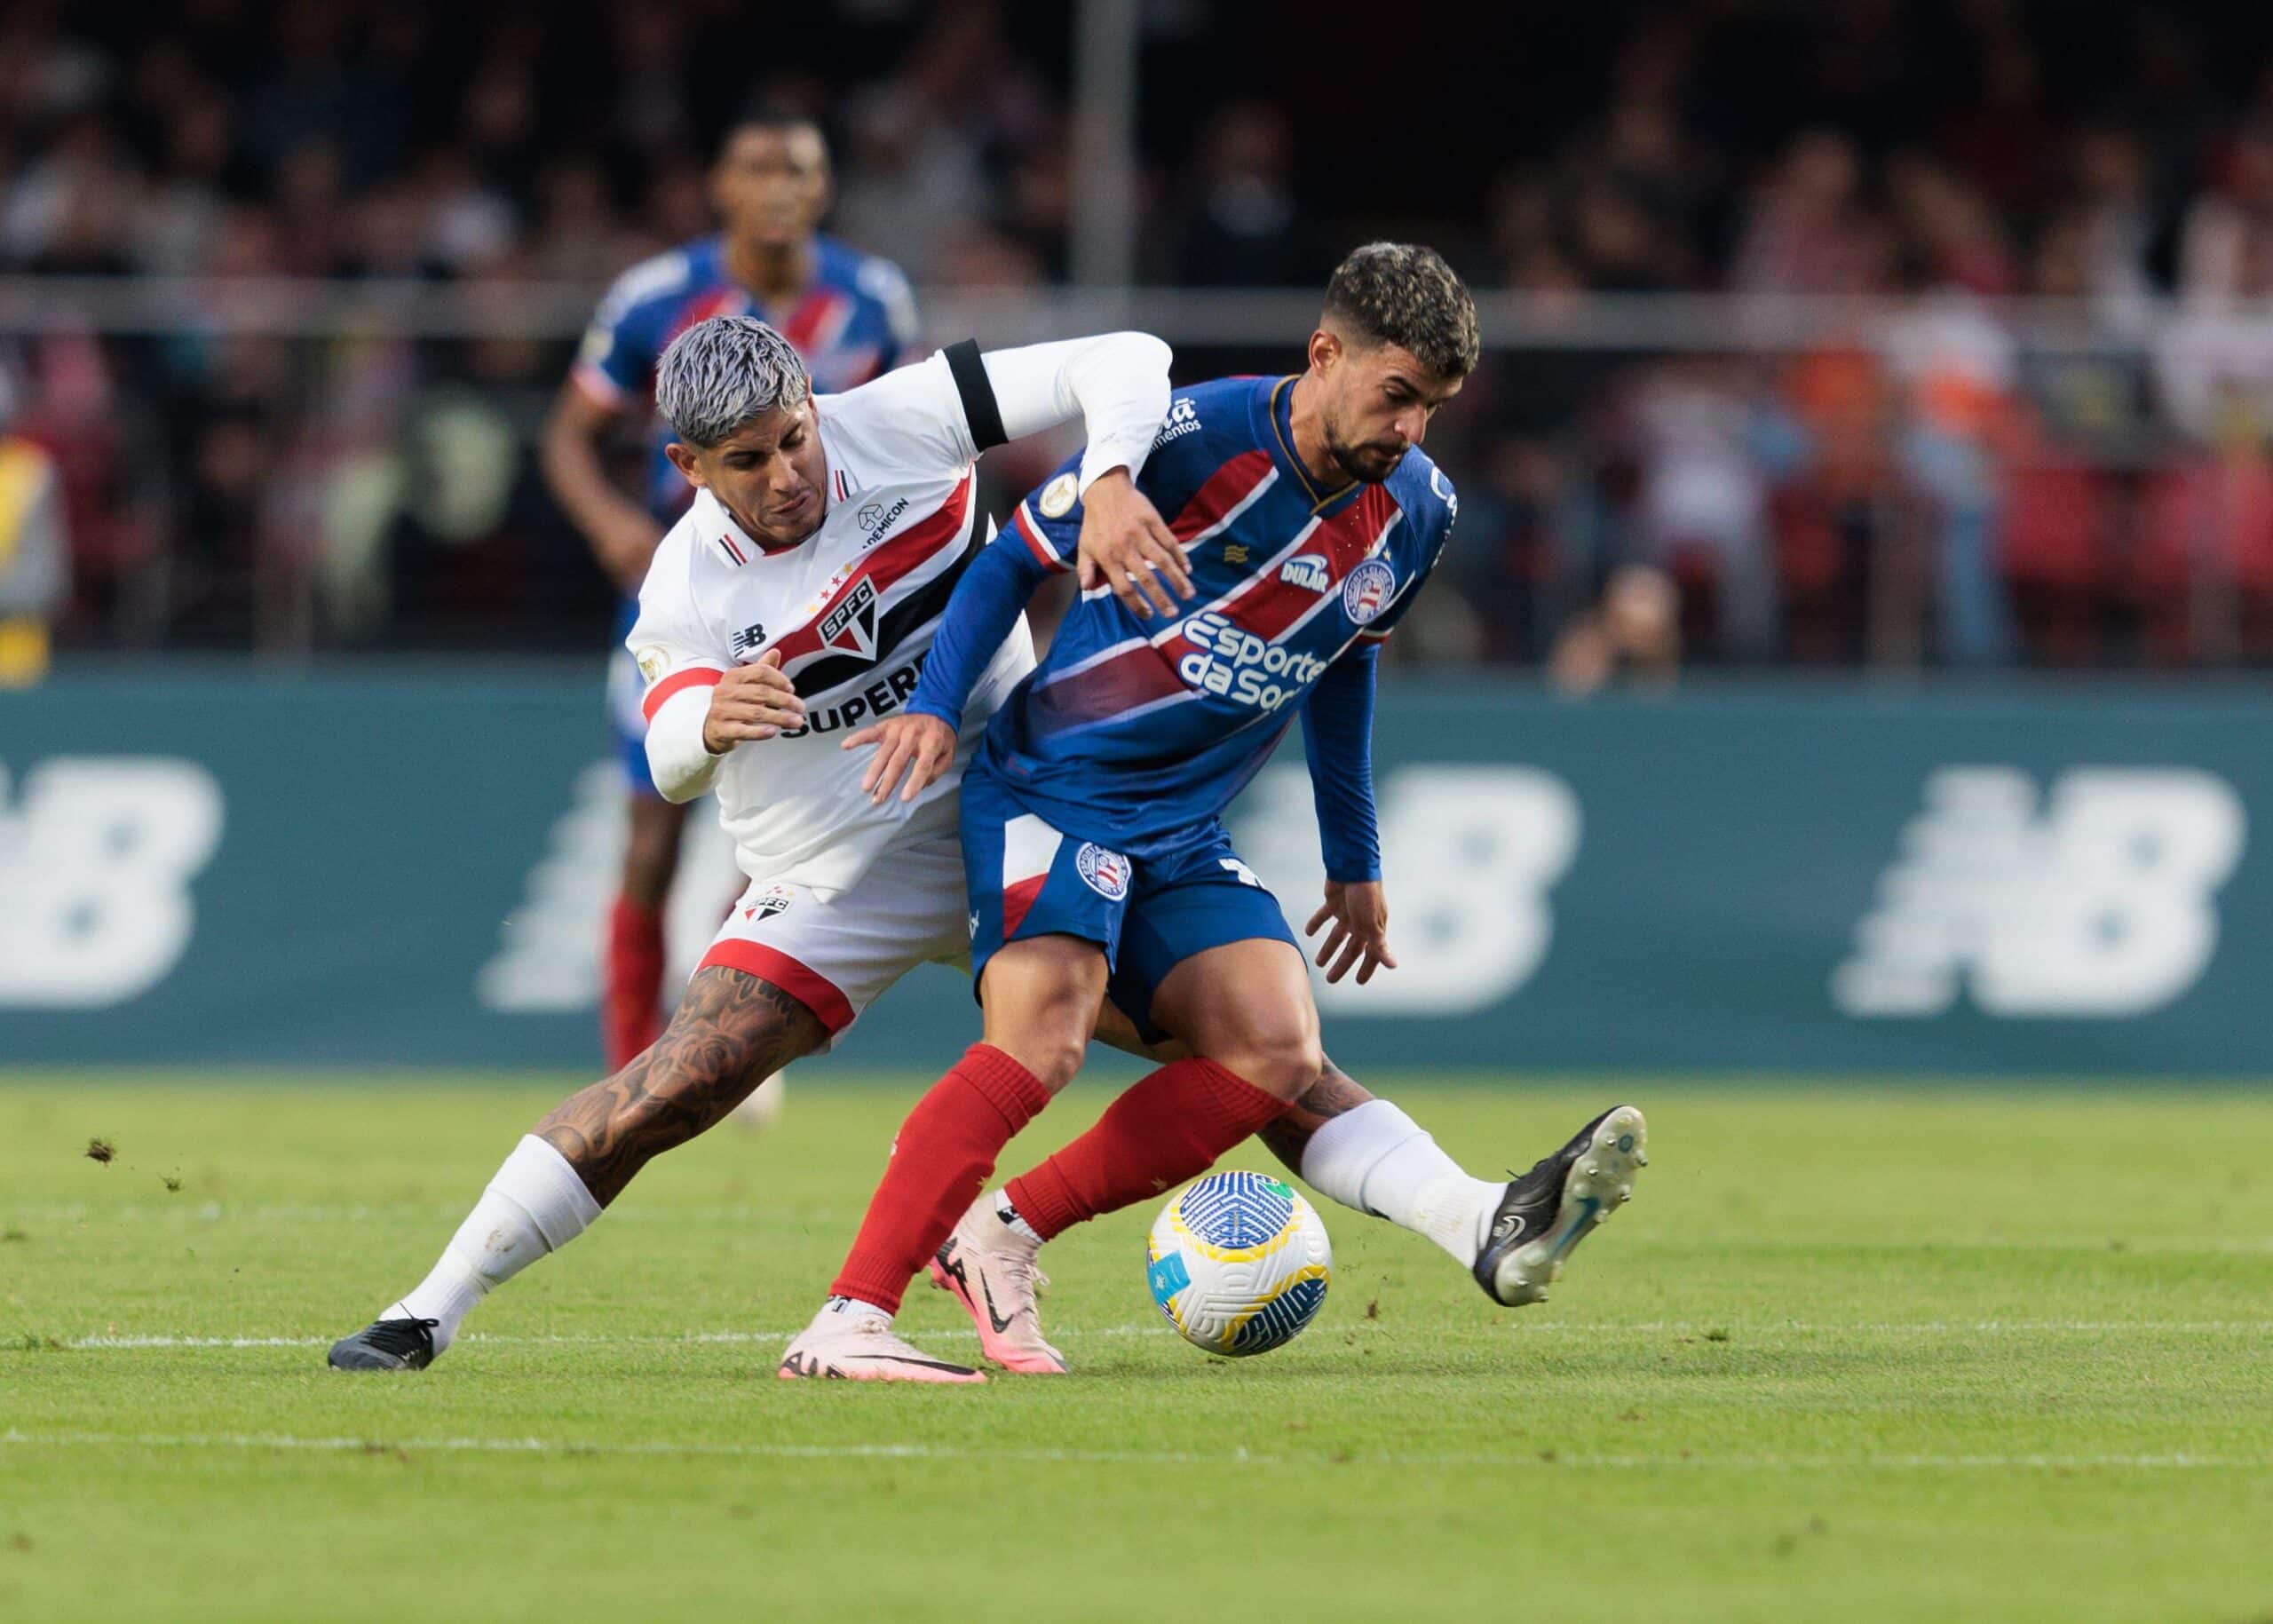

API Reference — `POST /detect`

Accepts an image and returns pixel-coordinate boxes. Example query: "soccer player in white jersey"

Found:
[329,315,1184,1374]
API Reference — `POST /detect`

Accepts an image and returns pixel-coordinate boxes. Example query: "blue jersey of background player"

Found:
[541,104,916,1070]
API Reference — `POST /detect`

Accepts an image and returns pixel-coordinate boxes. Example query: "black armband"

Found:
[943,339,1008,453]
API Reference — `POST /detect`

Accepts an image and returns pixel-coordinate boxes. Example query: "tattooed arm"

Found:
[536,968,828,1205]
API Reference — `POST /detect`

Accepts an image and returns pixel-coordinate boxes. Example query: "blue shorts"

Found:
[961,761,1299,1043]
[606,596,661,796]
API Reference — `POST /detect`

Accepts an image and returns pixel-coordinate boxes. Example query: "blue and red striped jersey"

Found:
[574,233,918,519]
[917,372,1458,860]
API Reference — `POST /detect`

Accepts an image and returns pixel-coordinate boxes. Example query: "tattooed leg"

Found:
[334,968,828,1365]
[1255,1057,1374,1176]
[537,966,828,1206]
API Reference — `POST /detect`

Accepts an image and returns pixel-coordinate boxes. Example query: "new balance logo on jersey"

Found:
[1832,767,2246,1018]
[1153,396,1201,448]
[819,578,880,659]
[731,622,767,656]
[1279,553,1331,592]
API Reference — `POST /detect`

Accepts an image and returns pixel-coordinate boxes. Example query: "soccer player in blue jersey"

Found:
[784,245,1648,1379]
[543,106,918,1069]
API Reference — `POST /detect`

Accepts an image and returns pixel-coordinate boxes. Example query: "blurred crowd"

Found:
[10,0,2273,670]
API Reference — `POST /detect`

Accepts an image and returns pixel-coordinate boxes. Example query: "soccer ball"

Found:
[1145,1171,1332,1357]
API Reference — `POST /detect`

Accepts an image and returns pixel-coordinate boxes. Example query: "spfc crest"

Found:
[818,577,880,660]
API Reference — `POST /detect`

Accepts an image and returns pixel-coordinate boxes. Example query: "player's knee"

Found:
[1215,1014,1323,1102]
[980,940,1109,1090]
[993,1004,1090,1090]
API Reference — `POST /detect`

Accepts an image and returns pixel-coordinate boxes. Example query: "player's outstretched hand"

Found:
[1075,468,1192,622]
[844,711,958,804]
[1305,880,1398,986]
[701,649,807,752]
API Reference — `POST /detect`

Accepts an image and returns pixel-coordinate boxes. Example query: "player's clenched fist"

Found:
[701,649,807,753]
[844,711,957,804]
[1076,467,1192,621]
[1305,879,1398,986]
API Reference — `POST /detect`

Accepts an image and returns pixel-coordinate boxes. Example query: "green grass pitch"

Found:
[4,1073,2271,1622]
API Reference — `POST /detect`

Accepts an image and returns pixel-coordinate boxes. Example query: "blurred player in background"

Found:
[542,104,917,1071]
[786,245,1648,1381]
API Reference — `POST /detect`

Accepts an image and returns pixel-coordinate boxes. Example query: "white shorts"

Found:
[695,830,969,1051]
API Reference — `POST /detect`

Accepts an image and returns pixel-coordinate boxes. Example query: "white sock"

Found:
[993,1190,1043,1247]
[1299,1100,1503,1267]
[385,1136,602,1351]
[822,1295,892,1327]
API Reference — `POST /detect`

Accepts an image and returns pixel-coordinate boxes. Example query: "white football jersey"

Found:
[628,353,1035,899]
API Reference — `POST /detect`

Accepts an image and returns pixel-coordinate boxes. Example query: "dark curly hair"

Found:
[1320,242,1480,380]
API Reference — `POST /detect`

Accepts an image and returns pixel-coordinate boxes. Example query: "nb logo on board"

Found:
[1833,766,2246,1018]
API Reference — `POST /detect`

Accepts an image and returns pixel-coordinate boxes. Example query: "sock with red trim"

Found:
[1003,1058,1290,1241]
[828,1044,1054,1316]
[602,894,666,1071]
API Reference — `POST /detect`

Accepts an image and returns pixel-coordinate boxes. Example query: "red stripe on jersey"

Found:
[1026,486,1401,735]
[780,289,849,356]
[766,469,977,669]
[1015,504,1070,571]
[665,288,752,348]
[698,939,855,1033]
[641,665,725,724]
[1026,640,1186,734]
[1182,483,1400,652]
[1169,450,1274,542]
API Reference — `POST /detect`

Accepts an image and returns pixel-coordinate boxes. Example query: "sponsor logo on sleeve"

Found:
[1152,396,1201,448]
[1342,558,1398,624]
[635,646,669,685]
[1075,842,1131,900]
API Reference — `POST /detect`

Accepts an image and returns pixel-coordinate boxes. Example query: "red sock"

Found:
[829,1044,1053,1314]
[603,895,666,1071]
[1004,1058,1288,1240]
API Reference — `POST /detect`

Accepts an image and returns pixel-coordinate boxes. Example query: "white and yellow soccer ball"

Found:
[1146,1171,1332,1356]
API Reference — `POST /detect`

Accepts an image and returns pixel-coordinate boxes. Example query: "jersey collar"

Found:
[1260,375,1361,516]
[696,487,800,563]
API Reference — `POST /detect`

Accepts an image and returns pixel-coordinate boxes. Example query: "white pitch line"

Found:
[0,1430,2265,1471]
[57,1326,1182,1351]
[48,1319,2273,1351]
